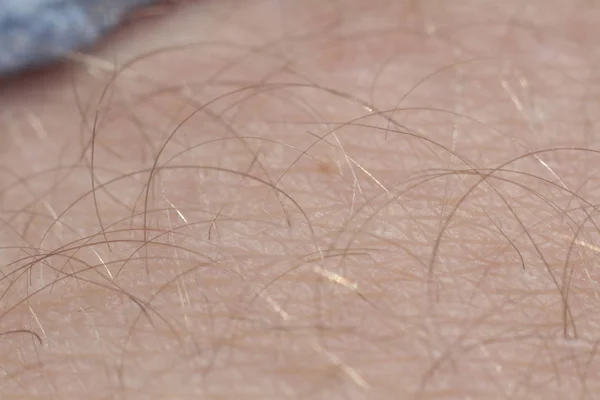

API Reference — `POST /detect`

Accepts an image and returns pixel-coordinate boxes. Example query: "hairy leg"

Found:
[1,0,600,399]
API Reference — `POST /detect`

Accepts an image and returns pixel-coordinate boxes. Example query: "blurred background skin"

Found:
[1,0,600,399]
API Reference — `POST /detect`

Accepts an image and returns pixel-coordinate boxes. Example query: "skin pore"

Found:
[1,0,600,398]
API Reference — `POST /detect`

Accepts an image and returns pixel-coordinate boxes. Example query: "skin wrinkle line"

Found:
[0,210,233,312]
[0,209,238,280]
[328,149,598,333]
[3,133,596,390]
[70,30,563,227]
[7,123,584,310]
[85,73,303,256]
[307,102,600,268]
[80,28,393,231]
[4,160,591,304]
[424,147,600,313]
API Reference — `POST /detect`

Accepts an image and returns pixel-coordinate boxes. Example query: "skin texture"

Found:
[1,0,600,398]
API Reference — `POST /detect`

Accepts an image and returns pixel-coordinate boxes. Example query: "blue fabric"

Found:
[0,0,155,75]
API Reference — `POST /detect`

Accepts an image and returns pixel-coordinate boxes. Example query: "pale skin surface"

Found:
[1,0,600,398]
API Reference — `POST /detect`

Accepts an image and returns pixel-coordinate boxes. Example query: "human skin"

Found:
[1,0,600,399]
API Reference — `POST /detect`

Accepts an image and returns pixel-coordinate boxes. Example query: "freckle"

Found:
[316,160,336,174]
